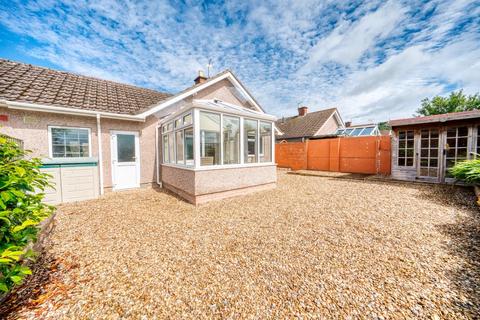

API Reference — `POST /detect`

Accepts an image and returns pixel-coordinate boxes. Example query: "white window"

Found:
[160,109,273,168]
[200,112,221,166]
[184,128,194,166]
[163,134,170,163]
[176,130,184,164]
[260,122,272,162]
[244,119,258,163]
[162,114,194,166]
[223,116,240,164]
[49,126,91,158]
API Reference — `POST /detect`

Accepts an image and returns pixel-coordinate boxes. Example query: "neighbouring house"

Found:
[0,59,277,204]
[389,110,480,183]
[275,106,344,142]
[334,122,382,137]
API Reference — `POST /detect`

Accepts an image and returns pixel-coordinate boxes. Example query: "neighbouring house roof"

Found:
[0,59,264,118]
[275,108,338,139]
[0,59,172,115]
[389,110,480,127]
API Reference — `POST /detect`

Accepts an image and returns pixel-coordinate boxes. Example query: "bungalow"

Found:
[0,59,277,204]
[275,106,344,142]
[389,110,480,183]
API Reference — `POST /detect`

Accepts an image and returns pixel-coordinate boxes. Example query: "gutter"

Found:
[96,114,104,195]
[2,100,146,122]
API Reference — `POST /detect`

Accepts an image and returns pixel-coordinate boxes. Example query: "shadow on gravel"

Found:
[0,252,59,319]
[423,185,480,317]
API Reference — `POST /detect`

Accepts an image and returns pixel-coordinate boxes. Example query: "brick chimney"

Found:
[194,70,207,85]
[345,121,352,127]
[298,106,308,116]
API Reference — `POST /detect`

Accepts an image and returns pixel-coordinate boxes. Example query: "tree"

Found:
[416,90,480,116]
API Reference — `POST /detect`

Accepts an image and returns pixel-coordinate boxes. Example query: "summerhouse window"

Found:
[49,126,91,158]
[397,130,414,166]
[476,126,480,157]
[445,126,469,176]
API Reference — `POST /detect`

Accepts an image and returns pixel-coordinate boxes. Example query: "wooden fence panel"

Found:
[275,136,391,175]
[307,139,330,171]
[275,142,308,170]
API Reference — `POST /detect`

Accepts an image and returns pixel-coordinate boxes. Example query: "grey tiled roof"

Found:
[0,59,172,115]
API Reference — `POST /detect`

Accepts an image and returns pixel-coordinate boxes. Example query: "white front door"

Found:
[111,131,140,190]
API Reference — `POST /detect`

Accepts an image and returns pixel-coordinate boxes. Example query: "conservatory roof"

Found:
[160,99,276,124]
[335,124,378,137]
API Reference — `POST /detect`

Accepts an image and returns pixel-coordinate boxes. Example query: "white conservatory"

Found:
[157,99,277,204]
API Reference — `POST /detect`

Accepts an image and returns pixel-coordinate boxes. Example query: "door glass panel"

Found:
[419,129,439,178]
[117,134,135,162]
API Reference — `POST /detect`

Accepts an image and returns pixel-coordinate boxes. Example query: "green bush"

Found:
[449,158,480,184]
[0,136,54,293]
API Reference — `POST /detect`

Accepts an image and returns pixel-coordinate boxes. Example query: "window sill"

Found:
[161,162,276,171]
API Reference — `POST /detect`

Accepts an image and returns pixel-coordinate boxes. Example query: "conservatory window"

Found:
[244,119,258,163]
[200,112,221,166]
[176,130,184,164]
[162,115,193,166]
[183,113,192,125]
[185,128,194,165]
[163,134,170,163]
[259,122,272,162]
[223,116,240,164]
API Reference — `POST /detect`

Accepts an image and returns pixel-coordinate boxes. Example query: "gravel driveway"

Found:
[3,170,479,319]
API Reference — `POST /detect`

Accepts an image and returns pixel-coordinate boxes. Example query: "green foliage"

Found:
[416,90,480,116]
[377,122,391,131]
[449,158,480,184]
[0,136,54,293]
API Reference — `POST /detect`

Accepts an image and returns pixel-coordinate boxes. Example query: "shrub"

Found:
[0,136,54,293]
[449,158,480,184]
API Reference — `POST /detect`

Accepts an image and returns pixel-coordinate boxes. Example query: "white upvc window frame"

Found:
[48,125,92,158]
[159,106,275,171]
[161,111,194,167]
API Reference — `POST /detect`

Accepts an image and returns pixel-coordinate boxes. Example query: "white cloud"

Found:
[300,0,406,70]
[0,0,478,123]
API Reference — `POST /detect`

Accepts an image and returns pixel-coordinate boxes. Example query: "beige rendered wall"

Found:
[161,164,277,203]
[0,106,98,158]
[316,114,340,136]
[194,79,257,111]
[0,106,158,190]
[194,164,277,195]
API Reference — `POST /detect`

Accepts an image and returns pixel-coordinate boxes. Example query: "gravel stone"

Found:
[3,170,479,319]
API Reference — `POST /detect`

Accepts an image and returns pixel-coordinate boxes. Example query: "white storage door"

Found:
[41,163,99,204]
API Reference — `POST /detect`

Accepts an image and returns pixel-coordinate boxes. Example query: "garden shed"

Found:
[389,110,480,183]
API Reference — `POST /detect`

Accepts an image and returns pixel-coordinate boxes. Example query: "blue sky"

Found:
[0,0,479,123]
